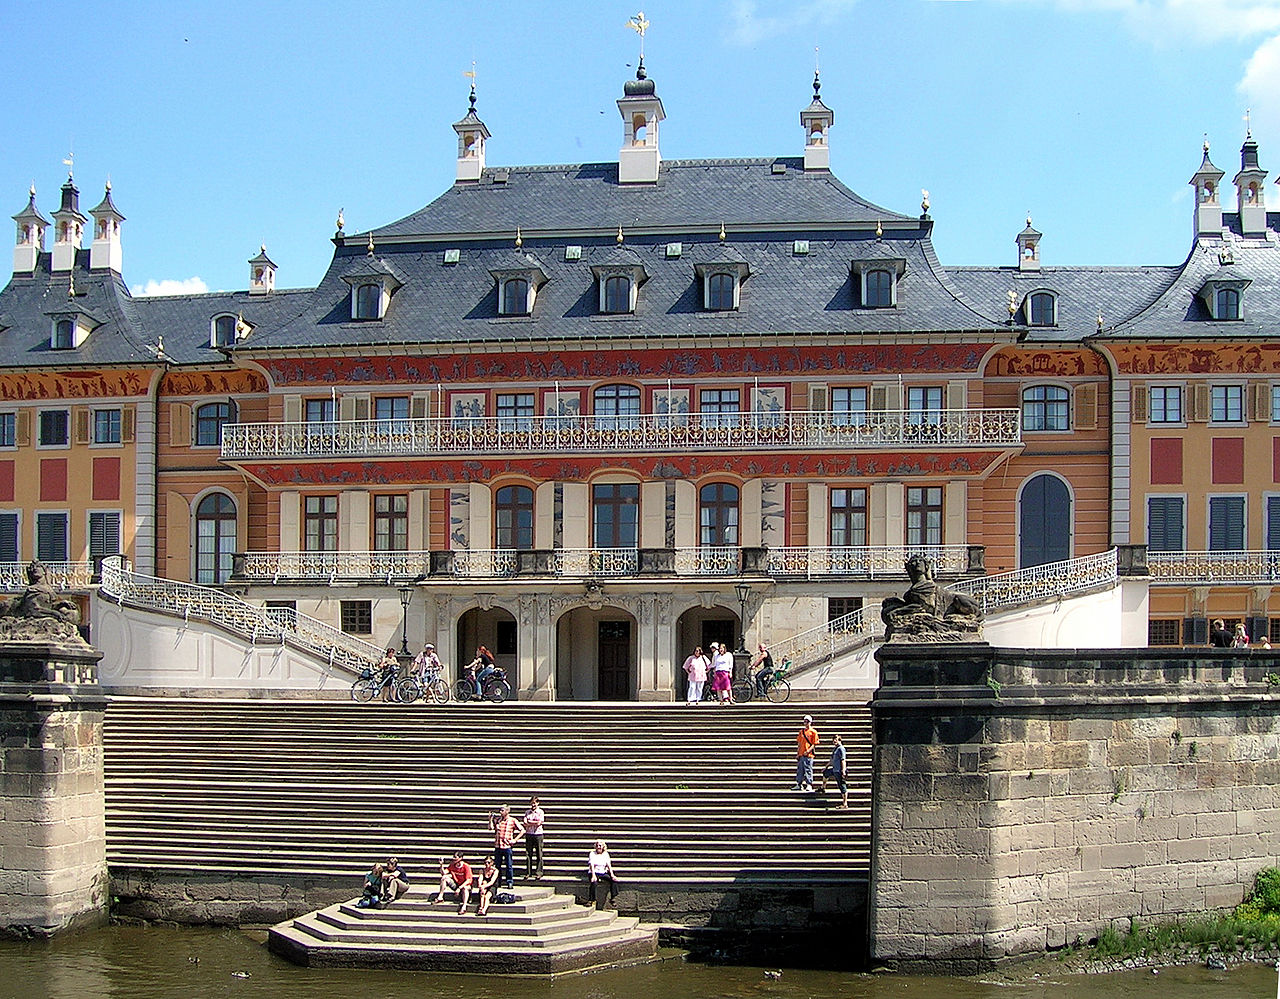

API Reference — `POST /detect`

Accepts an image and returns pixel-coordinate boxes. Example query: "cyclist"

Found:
[414,643,442,678]
[470,644,497,691]
[750,642,776,697]
[377,648,399,702]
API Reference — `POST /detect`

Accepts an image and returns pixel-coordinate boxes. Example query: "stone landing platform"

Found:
[267,884,658,975]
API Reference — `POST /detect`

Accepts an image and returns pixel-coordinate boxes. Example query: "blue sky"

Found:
[4,0,1279,296]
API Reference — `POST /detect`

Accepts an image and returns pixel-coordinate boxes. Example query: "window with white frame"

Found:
[603,275,632,314]
[1210,384,1244,423]
[706,272,736,311]
[1147,496,1185,552]
[195,402,236,447]
[594,384,641,429]
[93,409,122,445]
[1027,292,1057,327]
[354,283,381,320]
[1150,386,1183,423]
[501,277,530,315]
[1021,385,1070,432]
[0,512,18,561]
[830,488,867,547]
[1216,288,1240,320]
[0,413,14,448]
[1272,385,1280,423]
[864,269,892,307]
[906,386,944,426]
[831,387,868,427]
[38,410,69,447]
[52,319,74,349]
[906,487,943,546]
[35,512,68,562]
[212,315,237,347]
[700,388,740,429]
[496,393,534,432]
[373,494,409,552]
[88,510,121,561]
[1208,495,1245,551]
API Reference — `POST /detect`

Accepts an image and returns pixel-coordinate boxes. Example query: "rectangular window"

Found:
[93,409,122,445]
[36,512,68,561]
[831,387,868,427]
[1150,386,1183,424]
[700,388,740,429]
[1273,385,1280,423]
[195,402,235,447]
[829,487,867,547]
[496,393,535,432]
[373,494,409,551]
[906,486,943,546]
[828,596,863,622]
[1208,495,1246,551]
[374,396,410,421]
[592,483,639,548]
[1267,496,1280,551]
[496,619,517,655]
[906,386,944,426]
[1210,385,1244,423]
[38,410,69,447]
[1146,496,1185,552]
[88,511,121,560]
[0,512,17,561]
[305,398,336,423]
[340,600,372,635]
[0,413,14,448]
[303,495,338,552]
[1148,619,1181,646]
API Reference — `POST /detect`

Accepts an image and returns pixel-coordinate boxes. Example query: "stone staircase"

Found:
[102,699,872,885]
[268,883,658,974]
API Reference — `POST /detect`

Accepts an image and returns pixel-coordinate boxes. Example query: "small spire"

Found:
[63,149,74,179]
[515,226,523,249]
[1204,133,1210,155]
[718,221,726,242]
[464,60,478,113]
[626,10,650,59]
[1026,212,1033,227]
[921,189,930,215]
[1245,107,1252,138]
[813,69,821,100]
[335,208,344,233]
[875,220,883,239]
[105,177,112,192]
[1096,310,1104,331]
[29,182,36,198]
[367,232,375,256]
[616,224,624,245]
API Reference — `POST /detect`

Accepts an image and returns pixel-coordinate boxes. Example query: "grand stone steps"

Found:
[104,698,872,886]
[267,884,658,974]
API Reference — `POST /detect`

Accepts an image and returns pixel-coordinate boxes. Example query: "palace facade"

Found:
[2,66,1276,698]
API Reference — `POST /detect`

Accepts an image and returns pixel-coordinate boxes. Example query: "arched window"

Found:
[502,278,530,315]
[1019,474,1071,568]
[355,283,381,320]
[699,483,740,546]
[1028,292,1056,326]
[594,384,641,430]
[707,272,735,311]
[1021,385,1070,432]
[1217,288,1240,320]
[603,275,631,314]
[495,485,535,550]
[195,493,237,584]
[865,269,892,308]
[52,319,74,349]
[195,401,236,447]
[212,315,237,347]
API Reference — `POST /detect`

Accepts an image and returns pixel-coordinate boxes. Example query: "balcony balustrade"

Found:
[221,408,1021,461]
[1148,550,1280,586]
[0,560,96,592]
[766,545,975,579]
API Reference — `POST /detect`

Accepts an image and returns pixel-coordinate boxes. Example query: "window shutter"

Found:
[1147,496,1184,551]
[354,397,370,421]
[1191,384,1211,422]
[1209,496,1246,551]
[1130,384,1147,423]
[36,513,68,561]
[169,403,191,447]
[0,513,18,561]
[283,395,302,423]
[89,511,121,559]
[1268,496,1280,551]
[945,382,966,411]
[1249,382,1270,422]
[121,406,135,444]
[73,407,91,445]
[410,395,428,420]
[1073,383,1097,430]
[15,411,29,447]
[338,395,356,421]
[808,385,828,412]
[870,385,889,412]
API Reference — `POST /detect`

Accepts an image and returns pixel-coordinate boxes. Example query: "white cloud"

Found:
[1240,30,1280,105]
[724,0,860,47]
[130,277,209,297]
[1049,0,1280,44]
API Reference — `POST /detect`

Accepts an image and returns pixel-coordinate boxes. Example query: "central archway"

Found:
[555,605,638,701]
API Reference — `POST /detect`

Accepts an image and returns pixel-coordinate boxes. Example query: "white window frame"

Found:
[499,277,534,316]
[1149,384,1185,425]
[1209,384,1245,425]
[36,408,71,449]
[1145,493,1186,553]
[0,411,16,449]
[210,314,238,348]
[1025,291,1058,327]
[1206,492,1247,551]
[1020,383,1071,433]
[92,408,123,447]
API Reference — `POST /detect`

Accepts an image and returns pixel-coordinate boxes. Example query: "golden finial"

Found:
[68,272,76,298]
[367,233,375,256]
[29,182,36,198]
[875,220,883,239]
[921,189,930,214]
[62,149,74,178]
[336,208,344,232]
[1203,133,1210,155]
[718,221,726,242]
[515,226,523,249]
[156,333,164,356]
[626,10,650,57]
[1006,290,1018,317]
[1097,310,1104,331]
[105,176,112,191]
[616,224,624,245]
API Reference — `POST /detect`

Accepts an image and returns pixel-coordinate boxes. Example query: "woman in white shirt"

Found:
[682,646,709,705]
[710,643,734,704]
[587,839,619,908]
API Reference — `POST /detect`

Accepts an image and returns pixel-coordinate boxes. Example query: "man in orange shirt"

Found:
[793,714,819,791]
[436,851,474,914]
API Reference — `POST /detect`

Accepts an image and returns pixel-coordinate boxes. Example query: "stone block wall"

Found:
[0,682,109,937]
[869,644,1280,971]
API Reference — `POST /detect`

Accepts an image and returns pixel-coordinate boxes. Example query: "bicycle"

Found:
[415,664,451,704]
[732,659,793,703]
[453,664,513,703]
[351,665,421,704]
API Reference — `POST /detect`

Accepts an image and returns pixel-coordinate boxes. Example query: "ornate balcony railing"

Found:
[0,560,95,592]
[767,545,971,579]
[673,546,740,576]
[220,408,1022,461]
[951,548,1119,612]
[1147,550,1280,585]
[769,604,882,674]
[554,548,640,577]
[98,557,382,674]
[452,549,518,578]
[238,550,432,583]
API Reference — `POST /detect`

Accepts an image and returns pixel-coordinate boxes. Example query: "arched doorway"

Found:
[556,606,638,701]
[674,606,739,699]
[1018,473,1072,568]
[194,492,236,584]
[457,606,519,691]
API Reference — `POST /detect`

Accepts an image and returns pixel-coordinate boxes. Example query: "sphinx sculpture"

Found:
[0,560,87,645]
[880,554,983,643]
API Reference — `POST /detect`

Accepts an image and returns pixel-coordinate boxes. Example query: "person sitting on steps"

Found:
[475,855,500,916]
[435,851,473,914]
[357,862,386,908]
[587,839,620,909]
[382,856,409,902]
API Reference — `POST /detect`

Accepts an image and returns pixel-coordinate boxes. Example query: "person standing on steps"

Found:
[523,796,546,880]
[587,839,619,909]
[793,714,819,791]
[710,642,734,704]
[820,734,848,809]
[489,804,525,889]
[682,645,709,705]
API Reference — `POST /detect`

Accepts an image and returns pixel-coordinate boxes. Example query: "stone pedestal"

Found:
[0,641,107,938]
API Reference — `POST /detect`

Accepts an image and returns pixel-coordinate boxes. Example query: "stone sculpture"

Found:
[880,553,983,643]
[0,560,87,645]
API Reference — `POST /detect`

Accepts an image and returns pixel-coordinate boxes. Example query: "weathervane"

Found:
[1245,107,1252,137]
[627,11,649,58]
[464,61,477,109]
[63,148,74,179]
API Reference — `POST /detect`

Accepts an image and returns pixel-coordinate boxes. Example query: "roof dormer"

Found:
[489,248,548,317]
[590,246,648,314]
[341,241,404,321]
[12,185,47,275]
[693,245,750,311]
[45,306,99,350]
[850,257,906,308]
[1198,261,1250,320]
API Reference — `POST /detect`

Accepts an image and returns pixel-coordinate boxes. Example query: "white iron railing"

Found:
[241,550,431,583]
[769,604,882,673]
[951,548,1119,612]
[554,548,639,577]
[1148,550,1280,585]
[0,560,95,591]
[451,549,519,578]
[673,546,740,576]
[97,557,383,674]
[767,545,970,578]
[221,408,1021,460]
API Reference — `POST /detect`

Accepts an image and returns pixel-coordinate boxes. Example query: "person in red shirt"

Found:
[436,851,474,914]
[793,715,820,791]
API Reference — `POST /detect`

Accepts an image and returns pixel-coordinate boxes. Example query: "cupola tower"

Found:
[800,70,834,171]
[51,173,86,273]
[1234,125,1268,236]
[89,181,125,272]
[11,185,47,275]
[452,82,491,184]
[1190,139,1225,237]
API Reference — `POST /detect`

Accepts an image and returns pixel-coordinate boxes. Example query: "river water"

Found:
[0,925,1276,999]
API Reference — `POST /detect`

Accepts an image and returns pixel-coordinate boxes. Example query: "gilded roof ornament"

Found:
[336,208,344,233]
[367,233,375,257]
[616,224,625,245]
[719,221,726,242]
[921,189,930,215]
[1007,290,1018,317]
[515,226,523,249]
[626,10,649,58]
[875,220,883,239]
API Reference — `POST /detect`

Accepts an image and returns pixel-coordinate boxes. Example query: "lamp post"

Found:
[397,585,414,657]
[734,582,752,653]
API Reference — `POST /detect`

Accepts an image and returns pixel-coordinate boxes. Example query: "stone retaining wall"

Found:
[869,644,1280,972]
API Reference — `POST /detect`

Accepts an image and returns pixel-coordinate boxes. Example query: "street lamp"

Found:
[734,582,752,653]
[397,585,414,657]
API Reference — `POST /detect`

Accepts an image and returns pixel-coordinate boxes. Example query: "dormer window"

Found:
[708,273,735,310]
[212,315,237,347]
[1027,291,1057,327]
[694,255,749,311]
[355,283,381,320]
[591,253,647,315]
[1198,268,1250,321]
[341,253,404,322]
[53,319,74,349]
[47,311,96,349]
[1217,288,1240,320]
[604,275,631,313]
[851,258,906,309]
[502,278,530,315]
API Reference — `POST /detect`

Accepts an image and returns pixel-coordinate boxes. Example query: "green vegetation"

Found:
[1266,671,1280,687]
[985,672,1002,698]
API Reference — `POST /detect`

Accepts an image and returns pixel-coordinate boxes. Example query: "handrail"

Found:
[1148,550,1280,585]
[768,604,882,675]
[97,557,382,674]
[951,548,1118,612]
[0,560,95,591]
[767,545,970,579]
[221,408,1021,460]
